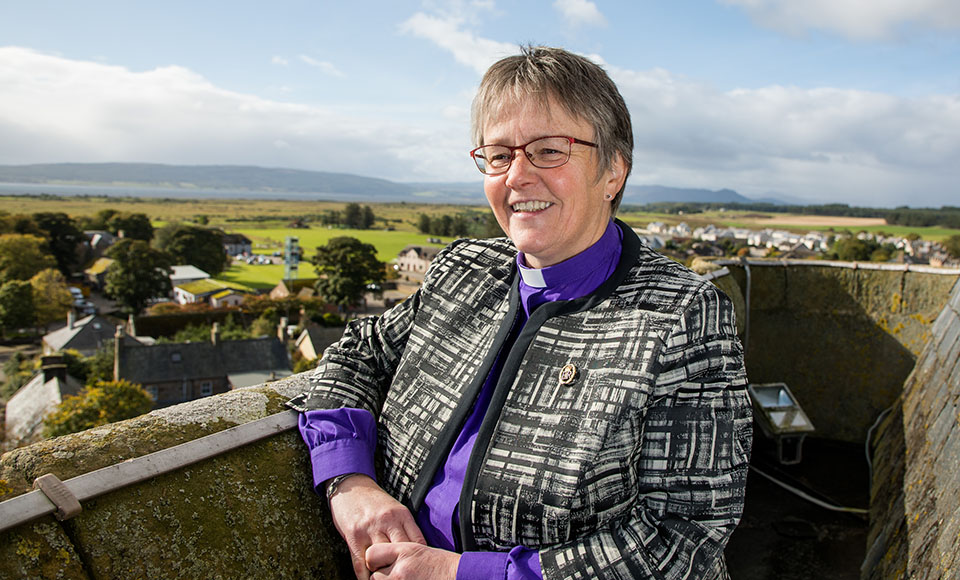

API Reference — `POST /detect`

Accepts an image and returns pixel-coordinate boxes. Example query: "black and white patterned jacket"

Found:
[288,222,752,580]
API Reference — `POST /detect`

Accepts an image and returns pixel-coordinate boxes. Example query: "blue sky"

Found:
[1,0,958,207]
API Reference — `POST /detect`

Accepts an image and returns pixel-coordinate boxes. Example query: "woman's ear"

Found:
[602,154,627,198]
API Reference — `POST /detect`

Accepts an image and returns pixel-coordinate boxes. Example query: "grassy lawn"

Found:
[217,261,316,290]
[228,226,455,262]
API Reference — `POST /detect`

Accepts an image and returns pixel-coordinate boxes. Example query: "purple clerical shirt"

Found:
[298,220,622,580]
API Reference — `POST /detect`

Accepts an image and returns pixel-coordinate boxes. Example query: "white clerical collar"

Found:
[517,263,547,288]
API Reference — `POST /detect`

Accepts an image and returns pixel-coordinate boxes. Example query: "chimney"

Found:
[211,322,220,346]
[278,316,289,342]
[127,313,137,337]
[67,310,76,329]
[114,325,124,381]
[41,355,67,383]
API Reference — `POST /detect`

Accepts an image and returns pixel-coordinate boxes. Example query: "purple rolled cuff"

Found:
[298,408,378,490]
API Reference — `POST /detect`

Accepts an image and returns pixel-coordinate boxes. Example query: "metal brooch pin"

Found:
[558,363,579,386]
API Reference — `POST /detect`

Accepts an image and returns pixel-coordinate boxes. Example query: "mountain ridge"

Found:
[0,162,780,205]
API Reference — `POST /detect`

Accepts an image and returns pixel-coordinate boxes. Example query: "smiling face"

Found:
[483,98,627,269]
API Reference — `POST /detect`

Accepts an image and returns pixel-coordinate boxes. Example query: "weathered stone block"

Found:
[0,375,352,580]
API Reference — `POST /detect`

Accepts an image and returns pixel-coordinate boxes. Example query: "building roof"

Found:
[398,245,441,260]
[176,278,256,297]
[118,337,291,385]
[170,265,210,281]
[84,257,115,275]
[222,233,252,245]
[43,315,136,354]
[4,371,84,444]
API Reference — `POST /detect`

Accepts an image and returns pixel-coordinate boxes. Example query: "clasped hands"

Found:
[328,474,461,580]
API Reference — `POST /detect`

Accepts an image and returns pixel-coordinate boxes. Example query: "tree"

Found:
[0,280,35,333]
[107,212,154,241]
[42,379,154,438]
[417,213,432,234]
[1,351,34,400]
[343,203,362,229]
[154,224,228,275]
[0,234,57,283]
[30,268,74,328]
[944,235,960,259]
[105,239,173,314]
[312,237,385,310]
[33,212,84,275]
[361,205,376,229]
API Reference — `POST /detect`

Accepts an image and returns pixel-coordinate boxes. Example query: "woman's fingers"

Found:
[365,542,398,572]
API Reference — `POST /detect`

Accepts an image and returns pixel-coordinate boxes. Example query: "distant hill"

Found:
[623,185,762,205]
[0,162,766,205]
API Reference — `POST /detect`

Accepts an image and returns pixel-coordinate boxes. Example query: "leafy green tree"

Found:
[1,351,34,400]
[0,280,35,333]
[944,235,960,259]
[105,239,173,314]
[312,237,385,310]
[61,349,90,384]
[343,203,362,229]
[42,379,154,437]
[107,212,154,241]
[30,268,74,328]
[0,213,42,235]
[0,234,57,283]
[33,212,84,275]
[85,343,116,384]
[362,205,376,229]
[483,211,504,238]
[154,224,228,274]
[417,213,432,234]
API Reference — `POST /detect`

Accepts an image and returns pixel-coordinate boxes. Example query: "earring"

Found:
[604,194,613,200]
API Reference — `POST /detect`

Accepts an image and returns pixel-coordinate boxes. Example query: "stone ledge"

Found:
[0,372,352,579]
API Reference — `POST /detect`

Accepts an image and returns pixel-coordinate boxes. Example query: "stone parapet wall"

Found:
[0,375,351,580]
[863,279,960,579]
[699,260,958,442]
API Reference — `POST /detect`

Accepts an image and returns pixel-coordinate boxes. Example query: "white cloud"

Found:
[721,0,960,40]
[271,56,289,66]
[298,55,344,77]
[0,46,469,182]
[399,12,515,75]
[553,0,607,28]
[609,64,960,205]
[1,45,957,206]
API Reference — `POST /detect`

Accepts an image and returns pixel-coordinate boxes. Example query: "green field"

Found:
[4,194,956,290]
[218,226,454,289]
[229,226,454,262]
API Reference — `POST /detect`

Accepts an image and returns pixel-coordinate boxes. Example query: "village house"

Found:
[173,279,257,307]
[42,312,144,356]
[3,355,83,448]
[294,325,346,361]
[269,278,319,300]
[222,233,253,257]
[114,324,292,407]
[83,230,117,260]
[395,245,441,273]
[169,265,210,288]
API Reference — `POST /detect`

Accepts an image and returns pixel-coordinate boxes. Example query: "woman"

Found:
[288,46,751,580]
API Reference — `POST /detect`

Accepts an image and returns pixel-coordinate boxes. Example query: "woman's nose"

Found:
[504,150,536,188]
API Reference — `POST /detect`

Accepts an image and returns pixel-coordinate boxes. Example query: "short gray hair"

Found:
[471,45,633,212]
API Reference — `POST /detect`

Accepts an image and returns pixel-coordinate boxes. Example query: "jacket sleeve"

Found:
[286,286,421,416]
[539,284,752,580]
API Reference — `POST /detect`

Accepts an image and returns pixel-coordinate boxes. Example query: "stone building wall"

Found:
[703,260,958,443]
[863,279,960,579]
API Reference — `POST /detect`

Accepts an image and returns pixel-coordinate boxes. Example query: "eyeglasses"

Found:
[470,136,598,175]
